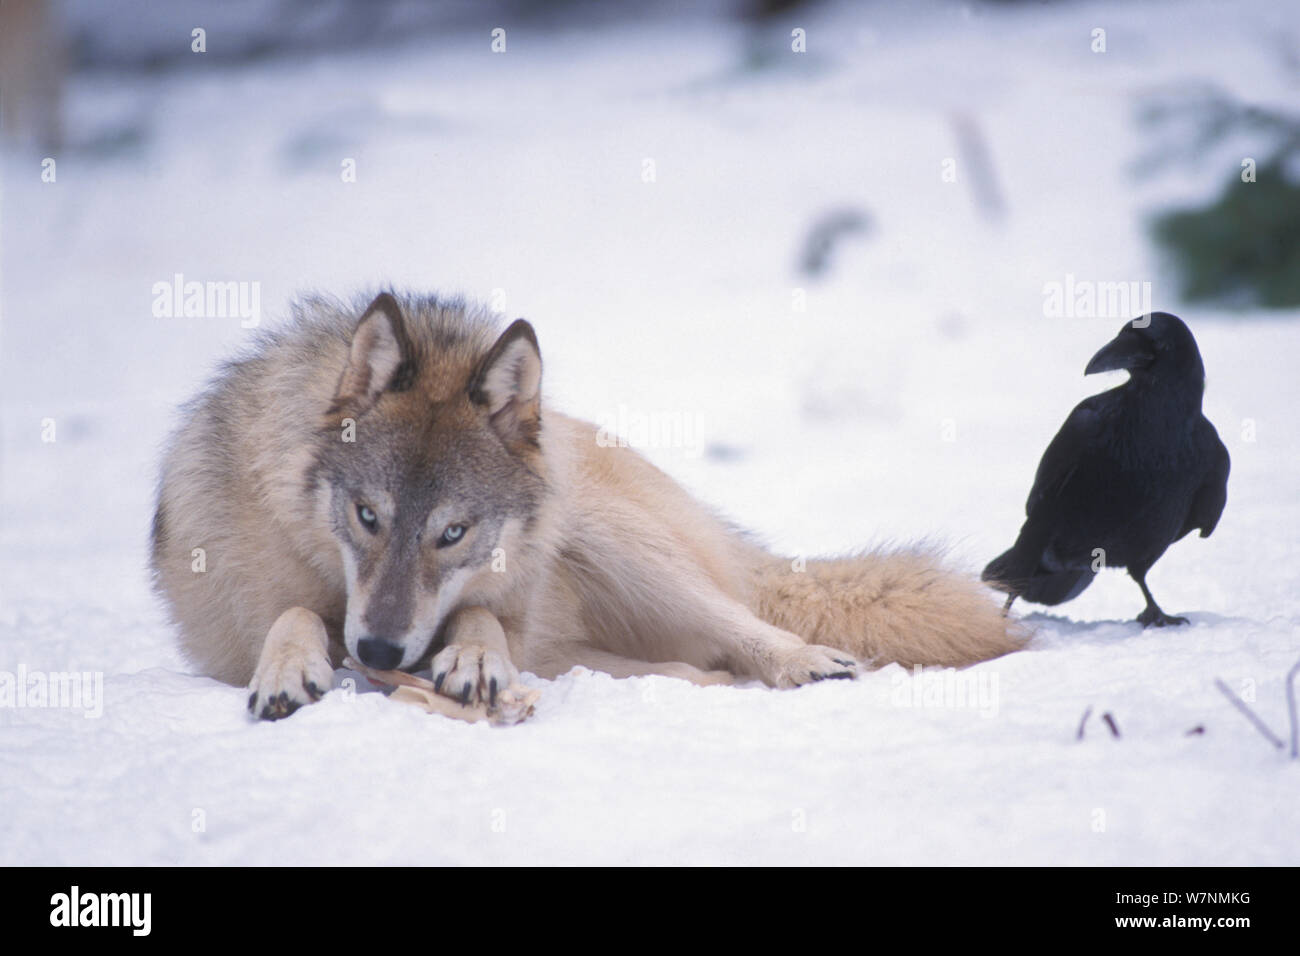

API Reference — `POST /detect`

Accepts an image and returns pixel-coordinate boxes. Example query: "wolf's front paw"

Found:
[432,643,519,707]
[248,654,332,721]
[774,644,859,688]
[248,607,334,721]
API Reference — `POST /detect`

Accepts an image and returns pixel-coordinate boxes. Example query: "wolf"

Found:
[151,292,1024,720]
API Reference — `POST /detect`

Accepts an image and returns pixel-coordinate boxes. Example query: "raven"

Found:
[983,312,1229,626]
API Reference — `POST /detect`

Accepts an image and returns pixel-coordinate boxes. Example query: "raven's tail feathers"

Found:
[981,547,1021,591]
[982,547,1095,606]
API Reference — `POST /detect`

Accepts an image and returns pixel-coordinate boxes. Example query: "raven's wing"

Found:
[982,393,1109,598]
[1025,394,1108,518]
[1181,421,1230,539]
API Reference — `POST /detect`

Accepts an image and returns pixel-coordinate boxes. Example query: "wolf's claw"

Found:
[248,608,335,721]
[250,662,332,721]
[773,644,860,688]
[431,643,519,708]
[256,690,302,721]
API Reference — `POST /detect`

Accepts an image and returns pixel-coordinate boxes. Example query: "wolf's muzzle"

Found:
[356,637,404,670]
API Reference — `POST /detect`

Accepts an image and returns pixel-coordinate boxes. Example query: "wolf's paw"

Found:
[248,654,332,720]
[774,644,859,688]
[248,607,334,721]
[431,643,519,708]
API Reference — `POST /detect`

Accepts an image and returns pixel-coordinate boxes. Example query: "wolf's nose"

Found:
[356,637,403,670]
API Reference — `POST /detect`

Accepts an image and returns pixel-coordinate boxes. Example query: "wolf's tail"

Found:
[751,548,1027,668]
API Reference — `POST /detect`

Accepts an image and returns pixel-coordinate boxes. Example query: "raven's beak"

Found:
[1085,331,1152,375]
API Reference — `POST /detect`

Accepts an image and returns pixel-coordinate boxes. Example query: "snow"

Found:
[2,0,1298,865]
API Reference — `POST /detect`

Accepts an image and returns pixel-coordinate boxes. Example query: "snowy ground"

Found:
[2,0,1298,865]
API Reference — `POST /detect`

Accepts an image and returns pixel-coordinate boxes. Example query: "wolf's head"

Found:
[310,292,546,671]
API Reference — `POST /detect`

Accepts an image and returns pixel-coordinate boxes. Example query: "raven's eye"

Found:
[356,504,379,532]
[438,523,467,547]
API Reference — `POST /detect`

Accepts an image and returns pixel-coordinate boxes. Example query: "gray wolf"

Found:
[151,292,1024,719]
[982,312,1229,626]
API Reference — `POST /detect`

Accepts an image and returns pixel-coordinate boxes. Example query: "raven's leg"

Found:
[1001,593,1016,616]
[1130,567,1188,627]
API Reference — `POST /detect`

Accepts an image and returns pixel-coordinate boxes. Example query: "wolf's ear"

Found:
[330,293,416,416]
[469,318,542,449]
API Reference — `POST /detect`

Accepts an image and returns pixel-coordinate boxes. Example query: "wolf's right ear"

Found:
[468,319,542,450]
[329,292,416,417]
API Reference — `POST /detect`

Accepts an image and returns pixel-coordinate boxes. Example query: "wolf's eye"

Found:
[356,504,379,532]
[438,523,467,547]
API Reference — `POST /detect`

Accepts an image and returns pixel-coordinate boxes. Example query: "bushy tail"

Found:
[752,548,1028,668]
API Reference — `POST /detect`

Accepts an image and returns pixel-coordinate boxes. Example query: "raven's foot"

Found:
[1136,606,1189,628]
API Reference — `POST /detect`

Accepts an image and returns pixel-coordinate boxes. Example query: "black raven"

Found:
[983,312,1229,626]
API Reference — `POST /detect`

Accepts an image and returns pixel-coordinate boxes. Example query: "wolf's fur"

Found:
[151,292,1024,718]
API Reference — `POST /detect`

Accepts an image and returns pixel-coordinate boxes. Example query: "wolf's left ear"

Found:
[330,292,416,417]
[469,318,542,449]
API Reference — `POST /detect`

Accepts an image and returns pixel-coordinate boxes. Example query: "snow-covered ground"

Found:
[2,0,1297,865]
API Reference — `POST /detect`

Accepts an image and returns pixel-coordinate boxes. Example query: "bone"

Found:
[343,657,541,726]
